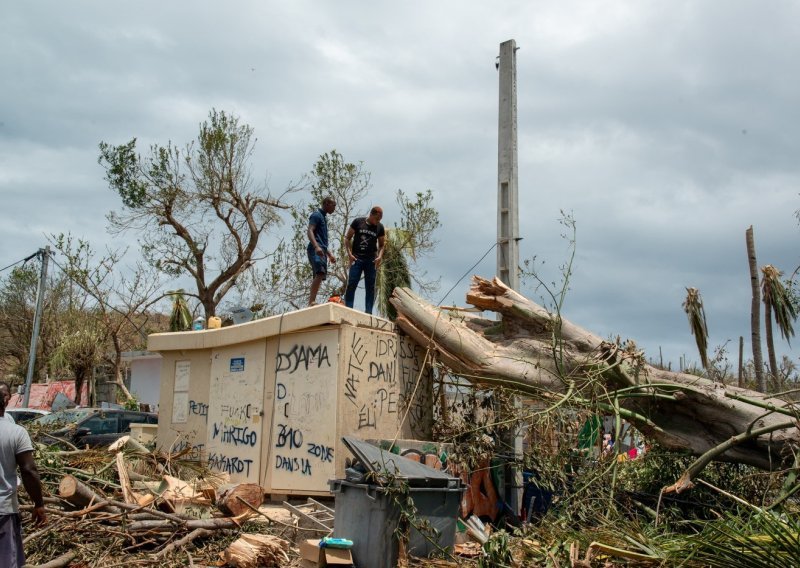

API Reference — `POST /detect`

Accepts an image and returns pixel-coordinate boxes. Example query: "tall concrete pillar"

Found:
[497,39,519,291]
[496,39,523,519]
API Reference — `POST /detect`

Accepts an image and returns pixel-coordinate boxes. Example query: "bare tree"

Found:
[49,233,163,403]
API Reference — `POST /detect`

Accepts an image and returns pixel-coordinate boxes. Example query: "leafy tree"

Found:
[49,322,103,406]
[0,263,73,385]
[376,229,412,320]
[376,190,441,319]
[99,109,290,318]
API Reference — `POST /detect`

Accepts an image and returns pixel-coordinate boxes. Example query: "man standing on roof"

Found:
[307,196,337,307]
[344,206,385,314]
[0,381,47,567]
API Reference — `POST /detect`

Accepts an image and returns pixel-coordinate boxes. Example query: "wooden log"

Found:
[108,434,150,454]
[127,517,240,532]
[116,452,137,505]
[152,528,215,560]
[58,475,120,513]
[216,483,265,517]
[28,550,78,568]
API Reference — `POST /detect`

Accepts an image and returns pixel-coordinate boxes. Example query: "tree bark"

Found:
[127,517,240,532]
[764,295,778,389]
[215,483,265,517]
[390,276,799,470]
[738,335,744,388]
[58,475,121,514]
[746,226,765,391]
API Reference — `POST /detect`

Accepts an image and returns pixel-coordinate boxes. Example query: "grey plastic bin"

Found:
[330,479,463,568]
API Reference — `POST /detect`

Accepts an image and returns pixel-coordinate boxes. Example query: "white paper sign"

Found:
[172,391,189,424]
[175,360,191,392]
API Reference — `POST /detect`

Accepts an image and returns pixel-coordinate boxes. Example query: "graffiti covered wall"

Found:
[337,326,434,477]
[205,341,266,482]
[268,328,339,492]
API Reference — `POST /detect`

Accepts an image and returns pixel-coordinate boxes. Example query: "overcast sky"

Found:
[2,1,799,370]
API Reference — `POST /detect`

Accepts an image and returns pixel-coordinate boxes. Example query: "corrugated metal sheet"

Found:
[7,381,88,410]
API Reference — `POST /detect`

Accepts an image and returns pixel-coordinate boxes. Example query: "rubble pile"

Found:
[22,437,299,567]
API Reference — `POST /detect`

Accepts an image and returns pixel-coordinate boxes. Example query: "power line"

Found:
[436,241,498,306]
[0,251,40,274]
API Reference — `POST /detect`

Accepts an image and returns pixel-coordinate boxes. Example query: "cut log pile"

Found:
[20,439,298,567]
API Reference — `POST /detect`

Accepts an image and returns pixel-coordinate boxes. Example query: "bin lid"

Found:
[341,436,461,488]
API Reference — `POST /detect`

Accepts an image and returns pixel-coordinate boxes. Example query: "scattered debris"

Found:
[222,533,290,567]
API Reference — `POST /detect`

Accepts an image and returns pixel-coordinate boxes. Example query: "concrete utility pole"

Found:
[497,39,520,291]
[496,39,523,518]
[22,246,50,408]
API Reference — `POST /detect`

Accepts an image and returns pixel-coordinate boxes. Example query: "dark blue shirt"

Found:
[308,208,329,250]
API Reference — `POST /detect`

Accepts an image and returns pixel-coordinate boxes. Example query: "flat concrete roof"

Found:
[147,303,395,352]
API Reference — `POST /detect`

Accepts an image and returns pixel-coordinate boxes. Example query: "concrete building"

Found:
[148,304,434,496]
[119,351,162,410]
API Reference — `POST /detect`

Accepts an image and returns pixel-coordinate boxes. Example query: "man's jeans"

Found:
[345,258,377,314]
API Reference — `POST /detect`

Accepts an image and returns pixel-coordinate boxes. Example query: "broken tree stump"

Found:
[216,483,265,517]
[58,475,120,513]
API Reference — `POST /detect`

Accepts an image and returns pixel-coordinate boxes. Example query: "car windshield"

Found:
[34,409,95,426]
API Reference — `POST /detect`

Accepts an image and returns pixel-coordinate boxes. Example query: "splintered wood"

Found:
[222,533,290,567]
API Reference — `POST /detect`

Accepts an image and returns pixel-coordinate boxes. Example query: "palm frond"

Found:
[168,289,192,332]
[376,229,413,320]
[683,287,709,369]
[681,511,800,568]
[762,265,797,344]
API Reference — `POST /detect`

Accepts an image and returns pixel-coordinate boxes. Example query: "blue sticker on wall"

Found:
[230,357,245,372]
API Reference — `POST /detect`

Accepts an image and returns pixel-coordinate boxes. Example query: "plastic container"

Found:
[207,316,222,329]
[330,479,463,568]
[192,317,205,331]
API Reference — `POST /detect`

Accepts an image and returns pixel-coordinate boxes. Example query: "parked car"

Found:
[34,408,158,448]
[6,408,50,423]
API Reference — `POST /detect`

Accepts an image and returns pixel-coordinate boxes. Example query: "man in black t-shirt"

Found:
[344,206,385,314]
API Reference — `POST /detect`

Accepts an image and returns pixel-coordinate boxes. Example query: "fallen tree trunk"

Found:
[390,276,799,470]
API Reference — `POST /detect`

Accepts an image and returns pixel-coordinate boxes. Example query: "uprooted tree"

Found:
[391,276,800,490]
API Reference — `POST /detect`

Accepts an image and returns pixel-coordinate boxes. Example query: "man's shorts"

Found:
[307,248,328,277]
[0,514,25,567]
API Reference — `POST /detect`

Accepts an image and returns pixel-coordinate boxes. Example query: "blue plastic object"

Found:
[319,537,353,549]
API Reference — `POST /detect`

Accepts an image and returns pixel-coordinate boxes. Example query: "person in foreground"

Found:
[0,383,15,423]
[307,196,337,306]
[344,206,385,314]
[0,381,47,567]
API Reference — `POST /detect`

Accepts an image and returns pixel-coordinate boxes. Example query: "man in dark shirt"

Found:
[344,206,385,314]
[307,196,337,306]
